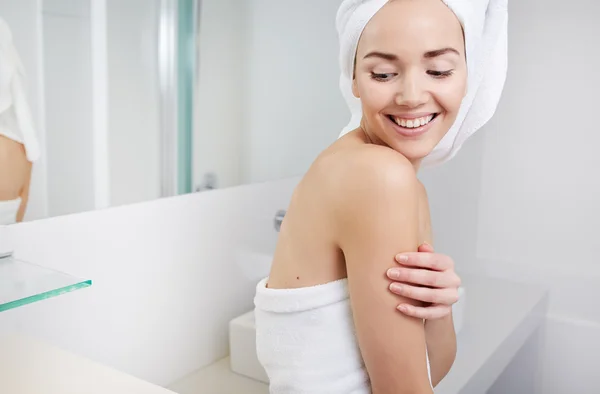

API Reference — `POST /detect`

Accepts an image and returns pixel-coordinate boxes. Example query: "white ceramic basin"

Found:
[229,286,466,382]
[229,310,269,383]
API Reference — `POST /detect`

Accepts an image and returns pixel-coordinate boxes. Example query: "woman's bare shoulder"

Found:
[307,143,419,205]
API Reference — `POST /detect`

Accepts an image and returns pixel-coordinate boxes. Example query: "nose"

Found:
[395,72,428,108]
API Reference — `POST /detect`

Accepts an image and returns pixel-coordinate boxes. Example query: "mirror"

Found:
[0,0,348,224]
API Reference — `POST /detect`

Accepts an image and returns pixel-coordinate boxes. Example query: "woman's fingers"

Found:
[395,251,454,272]
[391,246,460,320]
[417,242,435,253]
[389,283,459,305]
[387,267,461,288]
[397,303,451,319]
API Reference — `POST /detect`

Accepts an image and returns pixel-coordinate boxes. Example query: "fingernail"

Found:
[397,305,408,313]
[390,283,402,293]
[396,255,408,263]
[387,268,400,279]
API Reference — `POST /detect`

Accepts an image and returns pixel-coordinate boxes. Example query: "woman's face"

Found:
[353,0,467,166]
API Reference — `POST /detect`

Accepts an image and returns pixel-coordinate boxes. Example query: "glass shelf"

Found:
[0,255,92,312]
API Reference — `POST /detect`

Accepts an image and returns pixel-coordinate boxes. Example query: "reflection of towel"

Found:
[337,0,508,168]
[0,198,21,225]
[0,16,40,162]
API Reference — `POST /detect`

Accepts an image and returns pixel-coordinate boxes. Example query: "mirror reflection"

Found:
[0,0,346,224]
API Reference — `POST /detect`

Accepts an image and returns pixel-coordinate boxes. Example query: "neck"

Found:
[411,160,422,173]
[359,120,422,173]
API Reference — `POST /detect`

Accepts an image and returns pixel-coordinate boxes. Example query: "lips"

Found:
[388,113,439,129]
[385,113,440,138]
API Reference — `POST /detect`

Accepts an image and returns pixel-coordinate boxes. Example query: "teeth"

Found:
[393,114,435,128]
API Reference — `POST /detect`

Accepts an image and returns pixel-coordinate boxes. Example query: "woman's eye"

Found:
[371,72,396,81]
[428,70,454,78]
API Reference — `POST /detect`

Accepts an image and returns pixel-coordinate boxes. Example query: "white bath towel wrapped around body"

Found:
[255,277,432,393]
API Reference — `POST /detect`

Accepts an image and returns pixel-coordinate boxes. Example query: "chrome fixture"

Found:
[274,210,286,232]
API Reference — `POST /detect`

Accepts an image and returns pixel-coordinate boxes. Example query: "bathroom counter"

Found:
[169,274,549,394]
[0,334,176,394]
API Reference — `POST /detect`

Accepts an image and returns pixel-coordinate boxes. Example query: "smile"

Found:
[387,114,439,129]
[385,113,440,138]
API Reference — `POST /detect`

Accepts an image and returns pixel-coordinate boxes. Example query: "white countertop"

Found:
[0,274,547,394]
[169,275,549,394]
[0,334,177,394]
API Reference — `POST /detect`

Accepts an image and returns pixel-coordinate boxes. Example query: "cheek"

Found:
[358,80,395,114]
[434,83,466,113]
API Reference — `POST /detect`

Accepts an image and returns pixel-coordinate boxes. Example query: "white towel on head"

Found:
[336,0,508,167]
[0,16,41,162]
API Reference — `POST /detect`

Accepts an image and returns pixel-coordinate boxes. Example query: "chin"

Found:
[387,138,439,164]
[397,147,434,164]
[377,118,445,160]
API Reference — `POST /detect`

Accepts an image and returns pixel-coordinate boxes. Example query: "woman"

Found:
[0,16,41,225]
[0,135,32,224]
[254,0,507,392]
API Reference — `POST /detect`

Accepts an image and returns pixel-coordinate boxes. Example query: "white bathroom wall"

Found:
[418,131,486,274]
[193,0,248,190]
[0,0,48,221]
[106,0,162,207]
[0,176,300,387]
[470,0,600,392]
[194,0,348,188]
[41,0,96,217]
[242,0,348,184]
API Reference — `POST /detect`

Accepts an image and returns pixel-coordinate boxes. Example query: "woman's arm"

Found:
[425,314,456,386]
[390,242,460,385]
[335,150,433,394]
[16,161,32,222]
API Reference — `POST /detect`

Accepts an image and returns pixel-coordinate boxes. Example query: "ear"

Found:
[352,77,360,98]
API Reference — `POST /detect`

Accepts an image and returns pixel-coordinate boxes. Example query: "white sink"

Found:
[229,286,466,382]
[229,310,269,383]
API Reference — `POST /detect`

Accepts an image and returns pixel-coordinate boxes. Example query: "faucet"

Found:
[274,210,286,232]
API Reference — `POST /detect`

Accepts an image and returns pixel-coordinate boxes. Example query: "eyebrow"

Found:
[363,47,460,60]
[423,47,460,58]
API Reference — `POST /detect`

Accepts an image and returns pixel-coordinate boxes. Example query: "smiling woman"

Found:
[352,4,467,166]
[253,0,508,392]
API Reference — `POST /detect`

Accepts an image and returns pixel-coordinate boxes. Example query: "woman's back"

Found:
[255,131,434,393]
[0,135,32,223]
[0,135,30,199]
[266,134,359,290]
[268,131,430,289]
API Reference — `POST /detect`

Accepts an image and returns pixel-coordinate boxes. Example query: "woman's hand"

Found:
[386,243,461,319]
